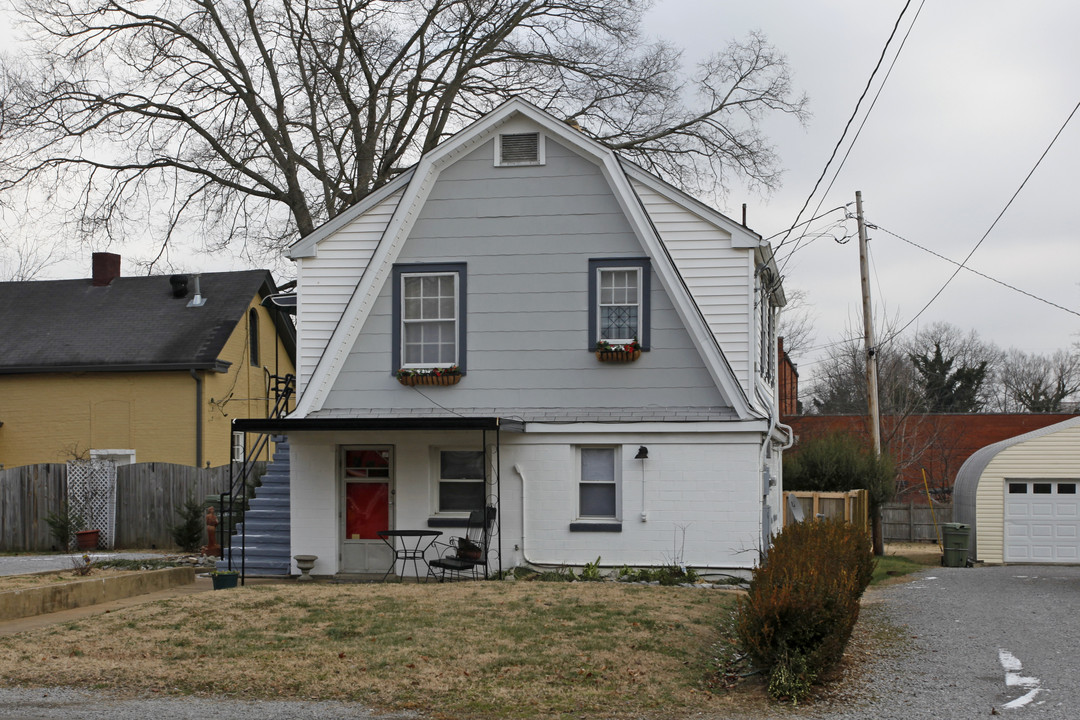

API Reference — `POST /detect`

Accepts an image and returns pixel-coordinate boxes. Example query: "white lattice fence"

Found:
[67,460,118,549]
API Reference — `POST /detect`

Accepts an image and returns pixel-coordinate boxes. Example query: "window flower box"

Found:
[396,366,462,386]
[594,340,641,363]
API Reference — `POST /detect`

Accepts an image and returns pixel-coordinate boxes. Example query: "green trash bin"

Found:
[941,523,971,567]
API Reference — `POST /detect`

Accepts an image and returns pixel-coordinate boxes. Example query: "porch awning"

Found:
[231,416,526,433]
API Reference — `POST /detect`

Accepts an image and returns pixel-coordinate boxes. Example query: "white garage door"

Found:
[1004,480,1080,563]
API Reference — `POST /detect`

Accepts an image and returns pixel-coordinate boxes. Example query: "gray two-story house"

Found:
[243,99,790,579]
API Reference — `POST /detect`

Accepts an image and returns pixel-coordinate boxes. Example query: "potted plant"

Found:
[210,569,240,590]
[396,365,462,386]
[594,339,641,362]
[75,528,102,551]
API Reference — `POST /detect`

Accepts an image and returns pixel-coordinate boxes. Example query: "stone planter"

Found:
[294,554,318,582]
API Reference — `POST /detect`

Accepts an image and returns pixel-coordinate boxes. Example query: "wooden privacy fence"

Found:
[881,501,952,543]
[0,462,263,551]
[783,490,870,532]
[0,464,66,551]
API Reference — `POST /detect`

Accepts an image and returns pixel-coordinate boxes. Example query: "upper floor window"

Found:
[588,258,650,349]
[392,263,468,372]
[495,132,544,166]
[249,308,260,367]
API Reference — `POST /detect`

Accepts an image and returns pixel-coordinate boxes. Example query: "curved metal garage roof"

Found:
[954,415,1080,561]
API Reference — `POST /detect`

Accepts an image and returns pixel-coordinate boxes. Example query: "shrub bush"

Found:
[735,519,874,702]
[171,496,206,552]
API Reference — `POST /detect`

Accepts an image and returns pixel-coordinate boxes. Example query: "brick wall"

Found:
[777,337,799,416]
[783,413,1077,502]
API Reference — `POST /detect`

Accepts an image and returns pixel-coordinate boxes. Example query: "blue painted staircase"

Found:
[218,437,291,576]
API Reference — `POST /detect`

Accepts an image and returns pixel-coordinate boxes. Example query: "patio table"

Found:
[376,529,442,582]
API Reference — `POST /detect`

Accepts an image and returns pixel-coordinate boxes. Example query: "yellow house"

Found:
[0,253,296,469]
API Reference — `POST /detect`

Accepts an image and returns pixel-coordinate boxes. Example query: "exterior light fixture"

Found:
[636,446,649,522]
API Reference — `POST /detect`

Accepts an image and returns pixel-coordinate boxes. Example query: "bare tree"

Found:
[997,348,1080,412]
[0,0,808,256]
[807,334,921,416]
[0,222,65,280]
[776,286,815,360]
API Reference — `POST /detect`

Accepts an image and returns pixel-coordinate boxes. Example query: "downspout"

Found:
[757,301,795,550]
[190,369,203,468]
[513,463,545,568]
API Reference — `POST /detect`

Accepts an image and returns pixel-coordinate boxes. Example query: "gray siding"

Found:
[323,137,730,413]
[631,179,754,395]
[296,188,404,390]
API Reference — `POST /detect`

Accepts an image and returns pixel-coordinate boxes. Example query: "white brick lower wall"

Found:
[288,428,767,576]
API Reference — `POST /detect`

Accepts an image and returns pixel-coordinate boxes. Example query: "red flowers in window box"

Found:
[396,365,462,386]
[594,339,641,362]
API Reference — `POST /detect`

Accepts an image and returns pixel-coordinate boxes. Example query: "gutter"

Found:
[0,361,232,374]
[191,369,203,468]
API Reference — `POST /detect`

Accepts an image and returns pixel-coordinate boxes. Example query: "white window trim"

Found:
[576,446,621,521]
[596,266,642,345]
[494,131,545,167]
[90,449,136,465]
[430,447,487,516]
[400,271,459,368]
[232,432,245,463]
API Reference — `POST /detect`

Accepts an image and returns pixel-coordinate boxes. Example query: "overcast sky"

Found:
[2,1,1078,380]
[645,0,1080,376]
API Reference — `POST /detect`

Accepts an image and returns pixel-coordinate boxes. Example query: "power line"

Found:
[780,0,926,275]
[879,95,1080,348]
[774,0,915,254]
[873,223,1080,319]
[763,205,849,242]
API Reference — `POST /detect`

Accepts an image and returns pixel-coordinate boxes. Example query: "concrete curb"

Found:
[0,567,196,621]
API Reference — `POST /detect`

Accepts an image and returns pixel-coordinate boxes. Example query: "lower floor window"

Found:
[439,450,485,512]
[579,447,618,518]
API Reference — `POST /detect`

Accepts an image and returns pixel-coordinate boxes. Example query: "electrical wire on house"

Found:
[877,94,1080,349]
[762,205,850,243]
[774,0,918,256]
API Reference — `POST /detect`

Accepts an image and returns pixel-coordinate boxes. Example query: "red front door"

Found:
[342,447,393,573]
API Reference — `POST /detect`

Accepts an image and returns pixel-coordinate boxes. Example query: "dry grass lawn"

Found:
[0,581,776,719]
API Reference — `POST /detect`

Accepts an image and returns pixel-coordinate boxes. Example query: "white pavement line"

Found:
[998,649,1042,709]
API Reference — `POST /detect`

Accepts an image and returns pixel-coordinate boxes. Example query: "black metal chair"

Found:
[429,505,496,581]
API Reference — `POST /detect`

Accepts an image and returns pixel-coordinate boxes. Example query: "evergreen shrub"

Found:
[171,496,206,552]
[735,519,874,702]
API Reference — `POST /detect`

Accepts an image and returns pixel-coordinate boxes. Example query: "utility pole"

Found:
[857,190,884,556]
[856,190,881,456]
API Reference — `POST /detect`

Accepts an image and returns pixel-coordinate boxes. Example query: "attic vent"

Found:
[496,132,543,166]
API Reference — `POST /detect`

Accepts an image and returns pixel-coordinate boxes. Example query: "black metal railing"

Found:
[219,373,294,581]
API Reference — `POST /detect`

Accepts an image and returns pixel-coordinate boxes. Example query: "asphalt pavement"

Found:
[0,552,172,577]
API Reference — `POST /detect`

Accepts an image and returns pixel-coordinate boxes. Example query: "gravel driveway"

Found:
[0,565,1077,718]
[805,565,1080,719]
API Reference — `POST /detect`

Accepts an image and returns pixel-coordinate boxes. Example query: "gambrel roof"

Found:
[288,98,782,421]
